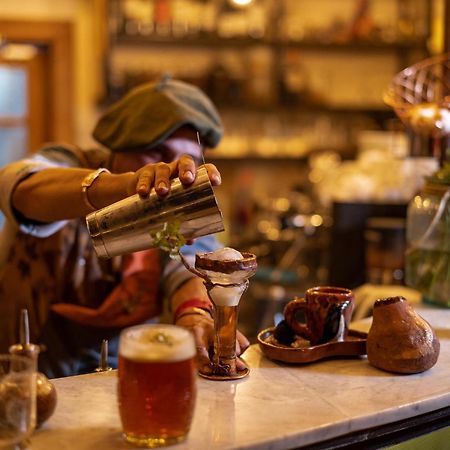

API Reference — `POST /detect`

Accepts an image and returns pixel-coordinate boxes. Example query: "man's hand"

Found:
[175,313,250,374]
[129,157,221,197]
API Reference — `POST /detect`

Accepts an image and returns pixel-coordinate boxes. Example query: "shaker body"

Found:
[86,166,224,258]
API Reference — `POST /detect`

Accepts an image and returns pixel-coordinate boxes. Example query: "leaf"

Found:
[150,220,186,258]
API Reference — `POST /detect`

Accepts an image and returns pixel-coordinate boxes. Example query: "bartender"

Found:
[0,77,249,378]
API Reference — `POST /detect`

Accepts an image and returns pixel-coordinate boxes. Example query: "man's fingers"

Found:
[192,324,211,352]
[136,167,155,197]
[236,356,248,371]
[237,331,250,354]
[134,158,222,199]
[192,323,213,373]
[153,163,172,196]
[204,163,221,186]
[177,155,196,185]
[235,332,250,372]
[195,346,212,374]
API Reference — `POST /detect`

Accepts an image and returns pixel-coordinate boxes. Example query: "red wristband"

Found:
[173,299,213,323]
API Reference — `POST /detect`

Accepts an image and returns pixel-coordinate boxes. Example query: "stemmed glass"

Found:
[181,251,257,380]
[0,354,36,448]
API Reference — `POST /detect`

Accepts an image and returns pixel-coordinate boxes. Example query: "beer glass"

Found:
[118,324,197,447]
[0,354,36,448]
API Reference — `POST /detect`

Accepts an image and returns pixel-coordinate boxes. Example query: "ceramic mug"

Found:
[283,286,354,345]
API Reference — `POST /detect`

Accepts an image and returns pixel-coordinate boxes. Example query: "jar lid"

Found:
[427,162,450,186]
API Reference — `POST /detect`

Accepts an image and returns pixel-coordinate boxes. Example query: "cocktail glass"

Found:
[180,251,257,380]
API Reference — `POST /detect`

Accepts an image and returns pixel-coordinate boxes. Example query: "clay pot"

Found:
[36,372,58,427]
[367,297,440,374]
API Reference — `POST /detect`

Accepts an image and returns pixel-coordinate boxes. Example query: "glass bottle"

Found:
[405,163,450,307]
[9,310,57,428]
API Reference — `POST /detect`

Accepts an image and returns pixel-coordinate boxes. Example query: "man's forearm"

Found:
[170,277,212,321]
[12,168,133,222]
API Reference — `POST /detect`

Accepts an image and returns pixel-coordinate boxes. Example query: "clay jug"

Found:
[367,297,440,374]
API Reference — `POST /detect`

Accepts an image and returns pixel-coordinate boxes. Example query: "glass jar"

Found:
[405,164,450,307]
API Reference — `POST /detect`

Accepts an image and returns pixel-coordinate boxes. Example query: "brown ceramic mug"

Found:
[284,286,354,346]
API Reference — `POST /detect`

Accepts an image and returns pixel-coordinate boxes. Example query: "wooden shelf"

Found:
[206,155,309,163]
[105,0,430,136]
[206,147,357,163]
[216,103,395,115]
[278,38,428,51]
[113,34,270,48]
[113,33,427,52]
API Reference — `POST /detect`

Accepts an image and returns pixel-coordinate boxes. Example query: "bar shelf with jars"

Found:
[102,0,432,183]
[104,0,431,121]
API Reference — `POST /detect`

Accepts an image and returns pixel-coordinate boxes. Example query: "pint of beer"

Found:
[118,324,197,447]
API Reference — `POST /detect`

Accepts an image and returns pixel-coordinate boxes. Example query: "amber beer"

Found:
[118,324,197,447]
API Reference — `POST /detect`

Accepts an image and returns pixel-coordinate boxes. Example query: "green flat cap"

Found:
[93,77,223,152]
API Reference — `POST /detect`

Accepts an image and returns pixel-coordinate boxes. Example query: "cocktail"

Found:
[181,247,257,380]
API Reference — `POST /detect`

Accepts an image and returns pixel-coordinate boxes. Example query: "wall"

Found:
[0,0,105,147]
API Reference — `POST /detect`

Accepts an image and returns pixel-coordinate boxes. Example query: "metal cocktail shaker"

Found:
[86,166,224,258]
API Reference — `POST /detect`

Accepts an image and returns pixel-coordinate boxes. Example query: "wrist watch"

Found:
[81,168,110,211]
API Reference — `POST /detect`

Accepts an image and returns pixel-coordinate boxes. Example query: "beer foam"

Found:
[205,247,243,261]
[119,324,196,362]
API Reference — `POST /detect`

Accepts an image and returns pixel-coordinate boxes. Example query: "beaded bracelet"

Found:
[173,298,213,323]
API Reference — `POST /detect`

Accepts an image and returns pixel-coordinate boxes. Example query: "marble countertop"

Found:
[29,306,450,450]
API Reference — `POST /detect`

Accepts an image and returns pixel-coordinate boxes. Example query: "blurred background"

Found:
[0,0,448,340]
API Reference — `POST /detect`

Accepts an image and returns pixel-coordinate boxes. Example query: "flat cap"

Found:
[93,77,223,152]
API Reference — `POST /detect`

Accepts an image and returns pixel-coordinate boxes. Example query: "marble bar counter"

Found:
[30,307,450,450]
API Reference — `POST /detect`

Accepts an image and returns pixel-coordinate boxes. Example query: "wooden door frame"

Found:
[0,52,47,153]
[0,20,74,142]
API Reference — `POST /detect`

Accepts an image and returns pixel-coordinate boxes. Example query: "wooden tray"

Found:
[257,328,367,364]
